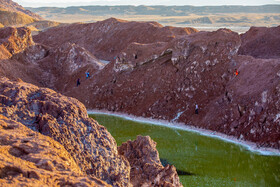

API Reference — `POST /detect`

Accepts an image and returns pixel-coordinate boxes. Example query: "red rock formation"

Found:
[0,115,110,186]
[33,18,198,60]
[15,42,105,92]
[1,19,279,150]
[0,31,104,92]
[0,27,34,59]
[0,0,42,20]
[75,27,280,149]
[238,25,280,59]
[118,136,183,187]
[0,77,131,186]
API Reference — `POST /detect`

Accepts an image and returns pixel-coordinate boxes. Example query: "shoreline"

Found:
[88,109,280,156]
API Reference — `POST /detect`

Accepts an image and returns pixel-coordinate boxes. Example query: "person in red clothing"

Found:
[234,69,239,76]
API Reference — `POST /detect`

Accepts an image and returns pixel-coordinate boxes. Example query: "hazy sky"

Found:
[13,0,280,7]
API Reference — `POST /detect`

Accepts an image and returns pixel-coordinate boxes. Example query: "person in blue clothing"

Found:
[86,72,90,79]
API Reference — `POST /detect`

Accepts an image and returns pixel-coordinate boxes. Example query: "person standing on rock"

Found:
[195,104,199,114]
[77,78,81,87]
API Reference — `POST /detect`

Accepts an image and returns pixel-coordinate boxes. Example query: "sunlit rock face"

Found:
[0,115,110,187]
[0,77,131,186]
[0,27,34,59]
[118,136,183,187]
[0,77,184,186]
[0,0,42,20]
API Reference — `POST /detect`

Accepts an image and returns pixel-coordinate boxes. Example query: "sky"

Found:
[13,0,280,7]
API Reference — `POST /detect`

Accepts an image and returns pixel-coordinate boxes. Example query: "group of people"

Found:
[76,66,240,115]
[76,72,91,87]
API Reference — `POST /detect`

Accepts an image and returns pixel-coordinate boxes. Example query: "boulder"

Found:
[118,136,183,187]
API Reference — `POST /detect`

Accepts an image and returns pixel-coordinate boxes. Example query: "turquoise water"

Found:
[89,114,280,187]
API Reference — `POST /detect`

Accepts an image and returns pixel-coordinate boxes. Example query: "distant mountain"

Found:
[0,0,42,20]
[26,5,280,30]
[27,5,280,16]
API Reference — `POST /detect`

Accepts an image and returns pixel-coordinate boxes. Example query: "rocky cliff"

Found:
[0,77,183,186]
[0,115,110,186]
[0,77,131,186]
[64,24,280,149]
[0,18,279,150]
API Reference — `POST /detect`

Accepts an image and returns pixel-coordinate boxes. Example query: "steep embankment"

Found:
[71,26,280,149]
[0,77,183,186]
[33,17,198,60]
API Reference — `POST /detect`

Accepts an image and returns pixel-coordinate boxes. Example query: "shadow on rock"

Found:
[160,158,195,176]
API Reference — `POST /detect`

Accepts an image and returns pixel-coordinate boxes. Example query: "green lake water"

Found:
[89,114,280,187]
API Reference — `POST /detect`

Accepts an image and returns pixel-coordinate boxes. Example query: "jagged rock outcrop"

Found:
[0,115,110,186]
[118,136,183,187]
[0,0,42,20]
[0,77,131,186]
[0,27,34,59]
[238,25,280,59]
[33,18,198,60]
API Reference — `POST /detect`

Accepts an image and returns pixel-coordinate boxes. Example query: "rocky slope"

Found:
[0,0,42,20]
[0,77,183,186]
[0,8,37,27]
[0,0,61,31]
[0,115,110,187]
[33,18,198,60]
[0,26,104,92]
[238,25,280,59]
[0,18,279,150]
[68,25,280,149]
